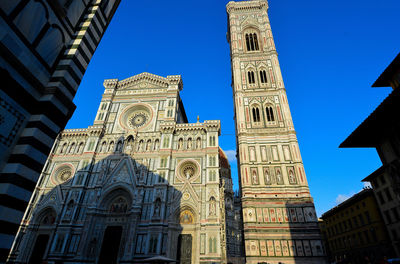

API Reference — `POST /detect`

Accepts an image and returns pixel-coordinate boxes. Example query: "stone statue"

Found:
[209,197,216,216]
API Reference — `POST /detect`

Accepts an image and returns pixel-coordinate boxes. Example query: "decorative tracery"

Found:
[245,32,259,51]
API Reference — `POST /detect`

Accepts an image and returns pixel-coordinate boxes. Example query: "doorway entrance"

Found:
[98,226,123,264]
[177,234,192,264]
[29,234,49,264]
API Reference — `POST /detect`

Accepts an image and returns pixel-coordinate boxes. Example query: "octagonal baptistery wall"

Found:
[8,72,243,264]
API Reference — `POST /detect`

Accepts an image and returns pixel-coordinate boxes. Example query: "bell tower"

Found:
[226,1,326,263]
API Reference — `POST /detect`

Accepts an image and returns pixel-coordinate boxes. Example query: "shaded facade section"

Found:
[0,0,121,259]
[321,188,393,263]
[341,53,400,257]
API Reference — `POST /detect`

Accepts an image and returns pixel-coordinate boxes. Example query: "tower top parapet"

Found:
[226,0,268,14]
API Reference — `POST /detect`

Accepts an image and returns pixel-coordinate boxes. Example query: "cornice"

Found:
[103,72,183,91]
[226,0,268,14]
[60,128,88,138]
[87,125,104,137]
[160,121,176,134]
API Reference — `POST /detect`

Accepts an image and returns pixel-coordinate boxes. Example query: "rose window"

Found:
[129,112,148,128]
[59,170,72,181]
[120,104,152,130]
[178,160,199,180]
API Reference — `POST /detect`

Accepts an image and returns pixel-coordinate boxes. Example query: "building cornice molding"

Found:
[227,0,268,14]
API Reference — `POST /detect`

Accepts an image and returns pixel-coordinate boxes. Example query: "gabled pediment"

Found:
[117,72,169,90]
[241,16,258,29]
[104,158,137,187]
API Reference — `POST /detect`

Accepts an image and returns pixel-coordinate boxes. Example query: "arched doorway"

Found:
[94,188,133,263]
[29,234,49,264]
[177,234,192,264]
[28,208,56,263]
[98,226,123,264]
[176,208,196,264]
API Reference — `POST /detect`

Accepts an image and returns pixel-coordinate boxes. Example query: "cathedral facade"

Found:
[227,1,325,263]
[8,73,242,263]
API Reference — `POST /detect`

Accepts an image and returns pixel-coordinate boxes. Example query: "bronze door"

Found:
[177,234,192,264]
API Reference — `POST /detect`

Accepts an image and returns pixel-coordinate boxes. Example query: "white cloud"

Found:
[335,191,356,205]
[224,150,237,163]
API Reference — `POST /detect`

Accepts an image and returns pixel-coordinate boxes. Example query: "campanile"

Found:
[226,1,326,263]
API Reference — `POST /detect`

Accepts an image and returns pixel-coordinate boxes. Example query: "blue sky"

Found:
[66,0,400,216]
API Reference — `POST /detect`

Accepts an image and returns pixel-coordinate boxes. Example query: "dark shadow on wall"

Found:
[284,200,326,264]
[7,143,184,264]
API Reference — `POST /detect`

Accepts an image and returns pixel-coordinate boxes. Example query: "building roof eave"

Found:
[372,53,400,88]
[339,88,400,148]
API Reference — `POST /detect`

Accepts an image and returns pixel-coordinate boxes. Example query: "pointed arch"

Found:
[146,139,152,151]
[265,106,275,122]
[196,137,201,149]
[187,138,192,149]
[77,142,85,153]
[108,141,115,152]
[251,105,261,123]
[178,138,183,150]
[100,187,132,213]
[36,207,57,225]
[243,27,260,52]
[60,142,67,154]
[154,139,160,151]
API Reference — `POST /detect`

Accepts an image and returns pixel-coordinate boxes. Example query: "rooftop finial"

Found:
[197,115,200,123]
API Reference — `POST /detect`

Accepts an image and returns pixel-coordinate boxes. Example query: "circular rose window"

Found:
[59,169,72,181]
[51,165,74,185]
[129,112,148,128]
[178,160,200,181]
[120,104,152,130]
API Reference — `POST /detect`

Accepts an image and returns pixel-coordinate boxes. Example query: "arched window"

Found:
[252,107,261,122]
[245,32,259,51]
[39,209,56,225]
[153,198,161,217]
[154,139,160,151]
[116,141,123,152]
[178,138,183,150]
[101,141,107,152]
[108,141,114,152]
[146,139,152,151]
[266,106,275,122]
[77,142,84,153]
[209,196,216,216]
[69,143,75,154]
[196,137,201,149]
[247,71,255,84]
[60,143,67,154]
[260,70,268,83]
[137,140,144,152]
[125,136,134,152]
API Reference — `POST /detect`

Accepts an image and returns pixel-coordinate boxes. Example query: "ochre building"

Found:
[321,188,393,263]
[341,53,400,257]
